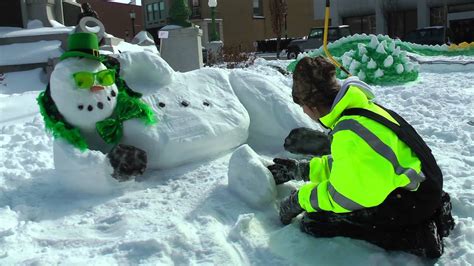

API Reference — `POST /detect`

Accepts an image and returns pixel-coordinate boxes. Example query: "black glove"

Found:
[267,158,309,185]
[107,144,147,182]
[280,190,304,225]
[284,127,330,156]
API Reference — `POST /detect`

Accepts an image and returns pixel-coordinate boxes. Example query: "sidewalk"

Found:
[255,50,287,60]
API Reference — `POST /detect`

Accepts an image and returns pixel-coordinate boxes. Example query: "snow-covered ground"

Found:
[0,55,473,265]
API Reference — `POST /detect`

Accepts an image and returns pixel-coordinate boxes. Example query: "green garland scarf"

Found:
[37,58,157,151]
[37,86,89,151]
[95,91,157,144]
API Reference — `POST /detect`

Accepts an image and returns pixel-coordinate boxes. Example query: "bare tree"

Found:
[269,0,287,59]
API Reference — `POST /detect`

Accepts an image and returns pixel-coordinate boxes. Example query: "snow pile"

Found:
[131,31,155,46]
[0,41,62,66]
[26,20,44,29]
[229,69,317,151]
[228,145,276,209]
[337,36,419,84]
[0,55,473,264]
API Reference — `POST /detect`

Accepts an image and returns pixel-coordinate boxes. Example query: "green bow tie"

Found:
[96,93,155,144]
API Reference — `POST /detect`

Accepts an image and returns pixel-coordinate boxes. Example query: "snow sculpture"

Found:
[361,54,369,63]
[396,64,404,74]
[367,59,377,69]
[315,36,419,85]
[376,42,387,54]
[349,60,361,74]
[374,68,384,78]
[38,33,250,188]
[228,145,276,209]
[342,54,353,67]
[357,43,368,56]
[369,35,379,49]
[388,41,396,53]
[228,70,317,151]
[383,55,394,68]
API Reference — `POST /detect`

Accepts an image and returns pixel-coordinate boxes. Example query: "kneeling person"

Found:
[268,56,454,258]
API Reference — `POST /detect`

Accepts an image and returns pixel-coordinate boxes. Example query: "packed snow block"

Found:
[53,140,117,194]
[229,70,317,152]
[0,207,18,235]
[118,51,175,96]
[125,67,250,169]
[228,145,276,209]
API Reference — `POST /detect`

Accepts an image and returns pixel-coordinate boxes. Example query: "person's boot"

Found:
[434,191,455,238]
[408,220,444,258]
[280,190,304,225]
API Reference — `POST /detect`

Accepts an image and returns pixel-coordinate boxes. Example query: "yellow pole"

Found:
[323,0,351,76]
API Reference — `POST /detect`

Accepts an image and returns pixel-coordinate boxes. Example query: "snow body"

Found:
[229,69,317,151]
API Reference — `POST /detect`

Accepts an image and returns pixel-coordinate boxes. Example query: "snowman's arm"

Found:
[117,51,175,96]
[53,140,113,176]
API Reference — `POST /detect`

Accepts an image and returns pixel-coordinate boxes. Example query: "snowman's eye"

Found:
[97,69,115,86]
[73,72,94,89]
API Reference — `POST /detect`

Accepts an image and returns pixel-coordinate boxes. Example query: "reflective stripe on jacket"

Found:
[298,81,424,213]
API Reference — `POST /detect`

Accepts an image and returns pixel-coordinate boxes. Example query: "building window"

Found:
[343,14,375,35]
[189,0,201,18]
[146,4,153,22]
[253,0,263,17]
[146,1,165,22]
[430,7,445,26]
[159,1,165,20]
[153,3,159,20]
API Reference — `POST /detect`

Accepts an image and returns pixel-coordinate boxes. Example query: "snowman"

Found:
[38,32,250,189]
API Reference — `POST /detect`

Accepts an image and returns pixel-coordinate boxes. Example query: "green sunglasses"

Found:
[72,69,116,89]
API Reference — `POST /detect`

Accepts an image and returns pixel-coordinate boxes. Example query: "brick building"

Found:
[76,0,144,41]
[0,0,143,41]
[316,0,474,42]
[142,0,324,51]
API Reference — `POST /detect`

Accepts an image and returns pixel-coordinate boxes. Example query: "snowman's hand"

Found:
[117,51,175,96]
[107,144,147,181]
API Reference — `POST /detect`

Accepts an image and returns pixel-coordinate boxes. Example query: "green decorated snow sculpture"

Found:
[287,35,419,85]
[336,35,418,84]
[287,33,474,85]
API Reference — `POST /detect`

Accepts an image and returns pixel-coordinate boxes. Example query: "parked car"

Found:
[286,25,352,59]
[403,26,454,45]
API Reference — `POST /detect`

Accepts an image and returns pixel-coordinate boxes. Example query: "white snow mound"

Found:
[228,145,276,209]
[229,70,317,152]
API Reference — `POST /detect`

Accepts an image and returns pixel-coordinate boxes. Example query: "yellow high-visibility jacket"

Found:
[298,83,424,213]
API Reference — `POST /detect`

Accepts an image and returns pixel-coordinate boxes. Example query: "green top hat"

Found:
[60,32,101,61]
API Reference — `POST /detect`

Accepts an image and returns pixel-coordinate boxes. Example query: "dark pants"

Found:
[300,191,454,257]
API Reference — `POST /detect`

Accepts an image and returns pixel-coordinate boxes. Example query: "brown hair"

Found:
[292,56,340,113]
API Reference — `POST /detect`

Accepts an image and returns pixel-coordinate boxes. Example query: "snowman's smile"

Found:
[77,88,117,112]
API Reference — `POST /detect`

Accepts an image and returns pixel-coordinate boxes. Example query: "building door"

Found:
[0,0,23,27]
[450,19,474,43]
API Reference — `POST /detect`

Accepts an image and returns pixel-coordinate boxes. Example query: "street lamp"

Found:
[208,0,219,41]
[129,9,136,38]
